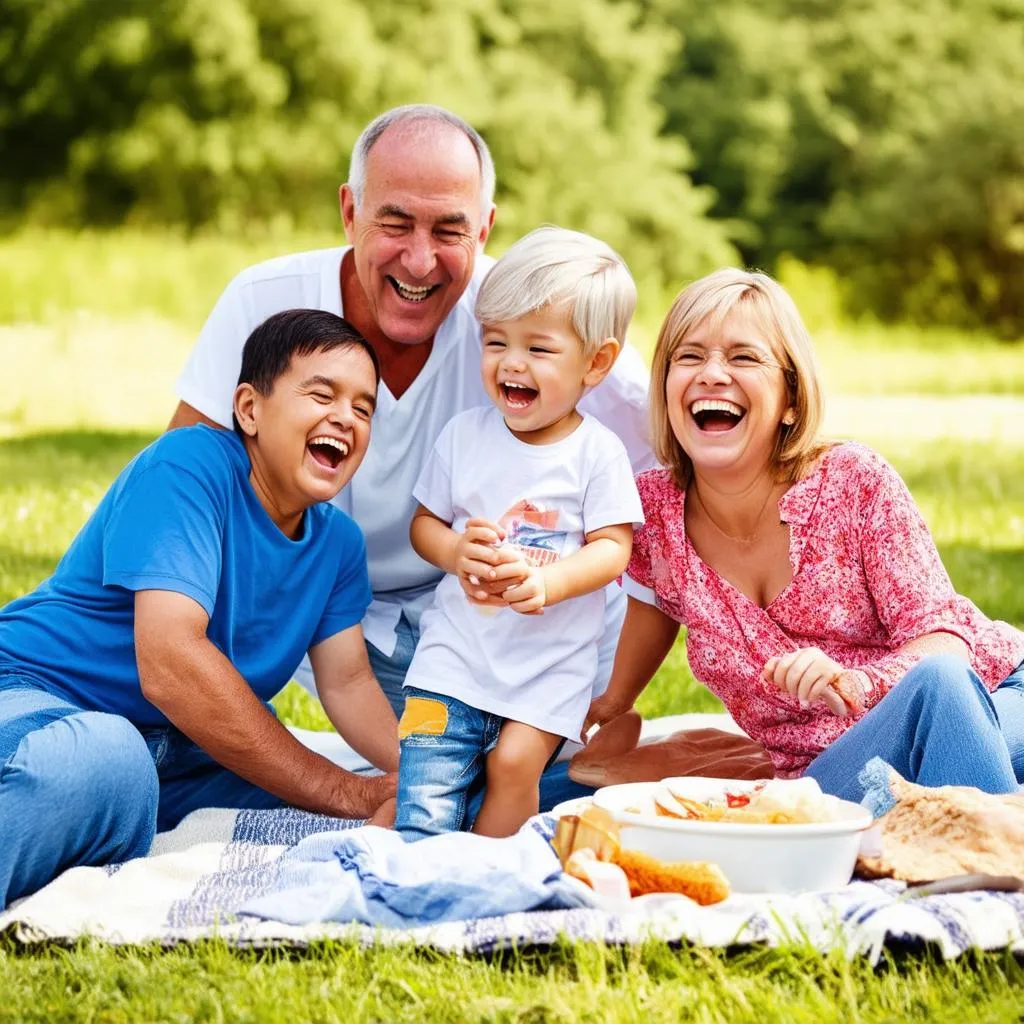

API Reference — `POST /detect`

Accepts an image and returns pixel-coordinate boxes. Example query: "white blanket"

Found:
[2,719,1022,962]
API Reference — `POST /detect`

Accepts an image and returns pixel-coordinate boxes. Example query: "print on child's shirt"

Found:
[499,499,570,567]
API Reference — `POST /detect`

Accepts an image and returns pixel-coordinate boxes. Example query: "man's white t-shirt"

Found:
[406,407,644,740]
[176,246,655,657]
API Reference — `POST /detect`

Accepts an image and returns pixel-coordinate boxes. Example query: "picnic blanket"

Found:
[3,802,1023,963]
[3,719,1023,960]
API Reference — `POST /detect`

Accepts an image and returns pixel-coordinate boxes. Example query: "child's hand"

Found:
[455,518,522,605]
[500,563,547,615]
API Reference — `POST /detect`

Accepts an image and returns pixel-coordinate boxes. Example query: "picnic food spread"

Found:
[650,777,842,825]
[553,804,731,906]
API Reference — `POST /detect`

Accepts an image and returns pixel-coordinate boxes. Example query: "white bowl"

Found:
[592,778,873,894]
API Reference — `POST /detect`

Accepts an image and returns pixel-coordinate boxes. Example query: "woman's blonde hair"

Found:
[649,268,828,490]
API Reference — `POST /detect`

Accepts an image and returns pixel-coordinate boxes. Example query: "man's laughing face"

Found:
[340,123,495,347]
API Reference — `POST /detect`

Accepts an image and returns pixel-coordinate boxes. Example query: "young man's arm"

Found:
[308,624,399,772]
[134,589,395,819]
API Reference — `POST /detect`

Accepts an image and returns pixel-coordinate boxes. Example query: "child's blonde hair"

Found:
[475,226,637,357]
[650,268,829,489]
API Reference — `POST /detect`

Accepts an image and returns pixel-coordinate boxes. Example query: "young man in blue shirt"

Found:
[0,310,399,907]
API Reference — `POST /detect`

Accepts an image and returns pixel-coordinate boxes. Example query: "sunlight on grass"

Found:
[2,937,1022,1023]
[4,238,1024,1012]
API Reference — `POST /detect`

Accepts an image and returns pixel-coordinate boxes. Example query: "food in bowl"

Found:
[652,777,840,825]
[554,803,731,905]
[594,777,874,894]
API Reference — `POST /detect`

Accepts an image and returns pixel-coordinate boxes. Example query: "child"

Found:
[394,226,644,839]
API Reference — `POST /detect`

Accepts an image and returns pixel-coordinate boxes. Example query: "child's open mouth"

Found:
[690,399,745,433]
[501,382,538,410]
[387,277,440,303]
[307,435,349,470]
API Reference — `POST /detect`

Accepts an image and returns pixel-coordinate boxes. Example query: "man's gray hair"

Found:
[476,226,637,357]
[347,104,496,216]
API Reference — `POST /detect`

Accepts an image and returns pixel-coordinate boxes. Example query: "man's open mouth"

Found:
[308,435,349,470]
[690,399,745,432]
[387,277,440,303]
[501,382,538,410]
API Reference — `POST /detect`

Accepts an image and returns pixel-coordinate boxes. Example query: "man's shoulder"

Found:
[230,246,345,291]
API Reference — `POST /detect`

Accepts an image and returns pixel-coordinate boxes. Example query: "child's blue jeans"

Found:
[394,687,506,841]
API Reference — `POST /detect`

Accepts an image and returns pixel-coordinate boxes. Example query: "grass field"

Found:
[1,233,1023,1021]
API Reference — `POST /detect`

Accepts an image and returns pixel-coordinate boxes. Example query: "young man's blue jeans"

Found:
[805,655,1024,801]
[0,675,281,908]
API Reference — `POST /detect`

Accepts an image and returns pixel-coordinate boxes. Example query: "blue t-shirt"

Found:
[0,425,371,726]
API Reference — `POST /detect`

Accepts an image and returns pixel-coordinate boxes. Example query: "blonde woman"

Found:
[586,269,1024,799]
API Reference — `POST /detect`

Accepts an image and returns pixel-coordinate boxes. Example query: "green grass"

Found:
[3,237,1024,1019]
[2,938,1023,1023]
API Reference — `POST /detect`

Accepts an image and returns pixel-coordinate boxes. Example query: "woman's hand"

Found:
[582,693,636,740]
[761,647,867,715]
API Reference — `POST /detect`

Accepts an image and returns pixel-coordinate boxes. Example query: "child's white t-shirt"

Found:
[405,406,644,740]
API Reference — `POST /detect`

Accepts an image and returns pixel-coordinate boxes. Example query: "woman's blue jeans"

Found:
[0,676,281,908]
[805,655,1024,802]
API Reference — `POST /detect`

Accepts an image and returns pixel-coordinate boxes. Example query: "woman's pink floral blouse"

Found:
[625,442,1024,777]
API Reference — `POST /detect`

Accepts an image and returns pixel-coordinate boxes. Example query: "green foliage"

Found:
[656,0,1024,334]
[0,0,735,293]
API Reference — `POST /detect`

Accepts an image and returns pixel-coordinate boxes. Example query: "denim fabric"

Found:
[805,655,1024,803]
[394,688,504,840]
[0,677,158,907]
[991,660,1024,781]
[0,673,283,907]
[366,613,420,719]
[141,722,283,833]
[241,819,597,927]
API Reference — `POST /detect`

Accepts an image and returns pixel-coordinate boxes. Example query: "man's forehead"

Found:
[362,123,483,204]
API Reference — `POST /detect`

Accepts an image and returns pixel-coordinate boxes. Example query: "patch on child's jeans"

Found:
[398,696,449,739]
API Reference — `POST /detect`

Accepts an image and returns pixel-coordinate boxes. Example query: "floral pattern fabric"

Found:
[627,442,1024,776]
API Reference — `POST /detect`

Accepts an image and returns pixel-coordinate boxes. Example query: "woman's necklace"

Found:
[690,480,779,546]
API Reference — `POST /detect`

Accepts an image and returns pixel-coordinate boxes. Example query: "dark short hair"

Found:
[233,310,380,435]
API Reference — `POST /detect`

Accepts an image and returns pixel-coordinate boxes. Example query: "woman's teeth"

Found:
[690,399,745,431]
[690,399,744,417]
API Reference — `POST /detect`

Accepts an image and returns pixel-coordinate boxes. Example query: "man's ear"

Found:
[233,383,260,437]
[339,184,357,243]
[582,338,621,388]
[478,204,496,248]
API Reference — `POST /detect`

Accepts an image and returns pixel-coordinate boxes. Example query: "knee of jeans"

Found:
[901,654,982,702]
[66,712,159,818]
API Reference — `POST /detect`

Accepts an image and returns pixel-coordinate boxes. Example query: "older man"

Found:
[170,104,654,726]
